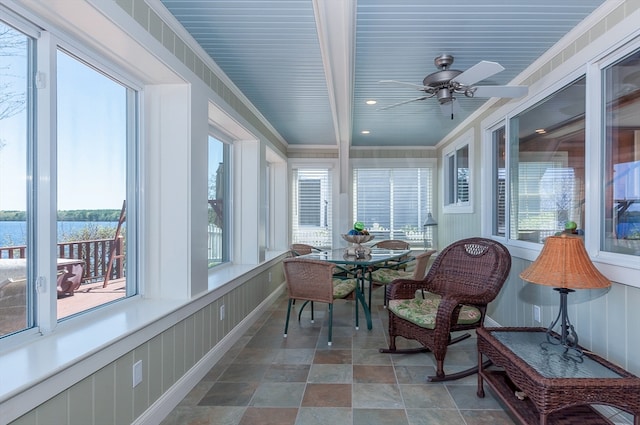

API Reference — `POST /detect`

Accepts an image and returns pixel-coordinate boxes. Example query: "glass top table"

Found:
[300,248,411,266]
[492,330,622,379]
[476,327,640,425]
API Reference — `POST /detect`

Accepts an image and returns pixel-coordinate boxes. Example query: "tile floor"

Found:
[161,283,518,425]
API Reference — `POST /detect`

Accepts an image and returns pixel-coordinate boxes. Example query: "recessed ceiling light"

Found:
[361,130,370,135]
[535,128,546,134]
[365,100,377,105]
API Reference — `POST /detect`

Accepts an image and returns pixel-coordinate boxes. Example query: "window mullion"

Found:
[35,30,58,333]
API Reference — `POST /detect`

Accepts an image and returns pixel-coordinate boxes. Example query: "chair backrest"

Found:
[411,249,437,280]
[424,238,511,305]
[373,240,410,250]
[290,243,321,256]
[283,257,336,303]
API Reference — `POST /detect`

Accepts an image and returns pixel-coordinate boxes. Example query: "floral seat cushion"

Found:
[332,278,358,299]
[388,293,481,329]
[370,267,412,284]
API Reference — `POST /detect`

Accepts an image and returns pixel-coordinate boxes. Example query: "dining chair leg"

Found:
[297,300,310,322]
[284,298,294,338]
[327,303,333,346]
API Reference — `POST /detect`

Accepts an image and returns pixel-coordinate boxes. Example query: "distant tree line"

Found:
[0,209,121,221]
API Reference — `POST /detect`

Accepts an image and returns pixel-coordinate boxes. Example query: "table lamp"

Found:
[519,234,610,355]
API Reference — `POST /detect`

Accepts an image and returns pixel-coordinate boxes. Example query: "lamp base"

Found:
[542,287,583,360]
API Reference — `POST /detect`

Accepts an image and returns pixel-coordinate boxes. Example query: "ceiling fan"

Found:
[379,54,528,119]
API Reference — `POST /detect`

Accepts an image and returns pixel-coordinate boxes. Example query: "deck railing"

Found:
[0,236,125,284]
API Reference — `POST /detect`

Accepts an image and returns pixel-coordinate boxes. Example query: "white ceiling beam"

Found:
[313,0,356,194]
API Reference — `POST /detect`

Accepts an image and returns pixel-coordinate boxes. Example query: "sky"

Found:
[1,22,126,211]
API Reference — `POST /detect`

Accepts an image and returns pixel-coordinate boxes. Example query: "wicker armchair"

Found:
[369,250,436,306]
[290,243,323,256]
[283,257,366,346]
[371,239,411,270]
[381,237,511,381]
[372,239,410,250]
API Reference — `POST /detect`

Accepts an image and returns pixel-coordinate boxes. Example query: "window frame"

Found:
[442,129,474,214]
[481,51,640,287]
[0,14,142,341]
[588,37,640,272]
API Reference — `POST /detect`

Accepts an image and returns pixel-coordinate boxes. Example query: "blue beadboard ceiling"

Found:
[160,0,606,148]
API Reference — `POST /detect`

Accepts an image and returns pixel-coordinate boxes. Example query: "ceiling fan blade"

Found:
[473,85,528,98]
[439,99,461,119]
[453,61,505,86]
[379,96,429,110]
[379,79,431,92]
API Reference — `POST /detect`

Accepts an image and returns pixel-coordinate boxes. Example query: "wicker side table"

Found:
[477,327,640,425]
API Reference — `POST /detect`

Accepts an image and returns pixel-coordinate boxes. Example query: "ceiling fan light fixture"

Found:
[437,88,453,104]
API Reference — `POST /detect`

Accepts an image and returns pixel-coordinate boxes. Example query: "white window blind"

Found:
[353,167,433,246]
[291,168,332,248]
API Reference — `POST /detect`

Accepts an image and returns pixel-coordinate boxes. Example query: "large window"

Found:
[352,166,433,247]
[56,49,135,319]
[291,168,332,248]
[508,77,586,244]
[0,18,138,337]
[208,135,229,267]
[602,49,640,256]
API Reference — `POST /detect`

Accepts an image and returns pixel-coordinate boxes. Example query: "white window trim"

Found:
[442,128,474,214]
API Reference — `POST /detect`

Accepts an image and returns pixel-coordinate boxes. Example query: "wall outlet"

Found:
[533,305,541,323]
[132,360,143,387]
[220,304,225,320]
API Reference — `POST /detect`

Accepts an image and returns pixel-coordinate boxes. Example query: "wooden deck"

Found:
[57,279,126,319]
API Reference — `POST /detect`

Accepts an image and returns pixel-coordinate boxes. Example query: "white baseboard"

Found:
[132,285,284,425]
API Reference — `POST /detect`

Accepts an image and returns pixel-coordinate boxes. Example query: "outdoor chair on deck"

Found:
[369,250,436,306]
[57,263,84,297]
[381,237,511,381]
[283,257,366,346]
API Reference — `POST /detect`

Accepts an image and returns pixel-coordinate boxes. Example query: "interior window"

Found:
[602,49,640,256]
[443,131,473,213]
[509,77,586,244]
[207,135,229,267]
[492,126,507,237]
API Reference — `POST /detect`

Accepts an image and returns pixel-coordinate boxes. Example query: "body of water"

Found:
[0,221,118,246]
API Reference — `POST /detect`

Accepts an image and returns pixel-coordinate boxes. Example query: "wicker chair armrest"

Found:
[386,278,430,300]
[442,289,494,307]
